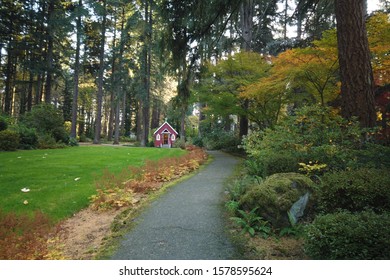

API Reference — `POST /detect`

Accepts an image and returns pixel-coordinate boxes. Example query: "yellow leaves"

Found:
[367,12,390,85]
[241,38,340,107]
[367,12,390,52]
[298,161,328,176]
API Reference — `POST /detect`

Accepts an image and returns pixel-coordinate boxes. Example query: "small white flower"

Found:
[74,177,80,181]
[21,188,30,193]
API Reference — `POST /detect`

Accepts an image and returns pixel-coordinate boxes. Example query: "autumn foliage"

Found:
[0,211,53,260]
[90,146,208,210]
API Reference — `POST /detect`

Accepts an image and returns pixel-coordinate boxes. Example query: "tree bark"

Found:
[93,0,107,144]
[151,97,161,130]
[113,7,127,145]
[4,43,14,114]
[240,0,253,51]
[108,7,118,142]
[27,71,33,111]
[334,0,376,127]
[141,0,152,147]
[44,0,55,104]
[71,0,82,139]
[239,0,253,137]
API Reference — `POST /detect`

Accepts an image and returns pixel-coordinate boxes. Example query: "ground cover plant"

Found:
[90,146,208,211]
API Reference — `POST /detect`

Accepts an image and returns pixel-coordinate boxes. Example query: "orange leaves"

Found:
[0,211,53,260]
[90,147,208,210]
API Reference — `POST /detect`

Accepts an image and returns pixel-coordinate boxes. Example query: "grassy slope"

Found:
[0,146,185,222]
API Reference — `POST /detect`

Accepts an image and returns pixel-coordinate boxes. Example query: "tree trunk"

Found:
[240,0,253,51]
[283,0,288,40]
[113,7,127,145]
[239,0,253,138]
[27,71,33,111]
[44,0,55,104]
[334,0,376,127]
[4,43,14,114]
[93,0,107,144]
[151,97,161,130]
[108,7,118,142]
[141,0,152,147]
[136,102,142,142]
[71,0,82,139]
[296,11,303,40]
[113,98,120,144]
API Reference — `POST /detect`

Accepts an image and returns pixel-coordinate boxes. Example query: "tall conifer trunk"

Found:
[334,0,376,127]
[44,0,55,104]
[239,0,253,138]
[71,0,82,139]
[141,0,152,146]
[94,0,107,144]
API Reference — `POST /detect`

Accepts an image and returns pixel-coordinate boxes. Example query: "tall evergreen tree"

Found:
[334,0,376,127]
[71,0,83,139]
[93,0,107,144]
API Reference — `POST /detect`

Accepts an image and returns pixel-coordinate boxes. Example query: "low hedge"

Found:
[318,168,390,213]
[305,211,390,259]
[0,130,20,151]
[0,116,8,131]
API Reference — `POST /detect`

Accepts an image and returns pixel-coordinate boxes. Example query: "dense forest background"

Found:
[0,0,389,147]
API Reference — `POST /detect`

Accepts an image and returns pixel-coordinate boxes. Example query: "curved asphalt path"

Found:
[111,151,240,260]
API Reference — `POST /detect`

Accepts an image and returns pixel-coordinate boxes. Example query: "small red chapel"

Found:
[153,121,179,148]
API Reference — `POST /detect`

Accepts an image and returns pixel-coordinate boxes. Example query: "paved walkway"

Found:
[111,151,240,260]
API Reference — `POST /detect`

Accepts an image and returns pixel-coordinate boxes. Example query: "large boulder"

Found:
[240,173,315,229]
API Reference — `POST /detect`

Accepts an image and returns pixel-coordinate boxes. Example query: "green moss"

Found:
[240,173,315,229]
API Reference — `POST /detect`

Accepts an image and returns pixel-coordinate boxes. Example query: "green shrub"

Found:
[247,152,300,177]
[202,130,240,151]
[0,116,8,131]
[191,136,204,148]
[17,125,38,149]
[240,173,315,229]
[21,104,64,134]
[226,175,260,202]
[173,138,186,149]
[38,134,66,149]
[354,143,390,169]
[305,211,390,259]
[68,137,79,147]
[52,126,69,144]
[21,104,69,148]
[0,130,20,151]
[242,105,383,173]
[318,168,390,213]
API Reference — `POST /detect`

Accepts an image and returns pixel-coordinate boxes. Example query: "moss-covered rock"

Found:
[240,173,315,229]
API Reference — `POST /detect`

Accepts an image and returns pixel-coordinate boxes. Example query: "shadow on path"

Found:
[111,151,240,260]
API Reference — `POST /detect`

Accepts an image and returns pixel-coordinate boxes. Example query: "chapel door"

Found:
[163,133,169,145]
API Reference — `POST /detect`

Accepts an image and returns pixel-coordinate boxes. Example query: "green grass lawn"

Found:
[0,146,186,222]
